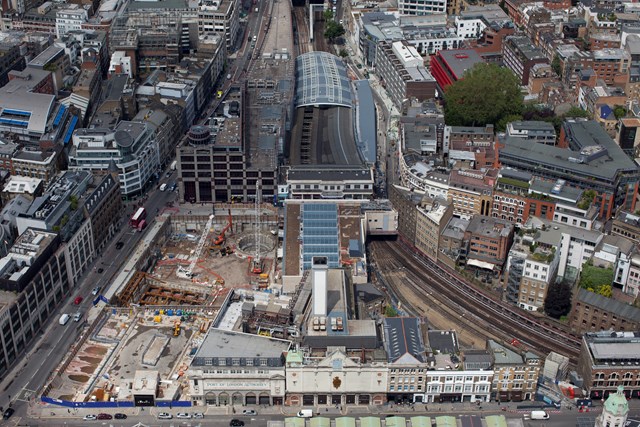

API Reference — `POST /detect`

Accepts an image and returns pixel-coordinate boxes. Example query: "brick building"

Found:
[569,288,640,335]
[463,215,515,272]
[448,169,497,219]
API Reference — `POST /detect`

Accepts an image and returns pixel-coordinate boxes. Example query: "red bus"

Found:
[130,207,146,228]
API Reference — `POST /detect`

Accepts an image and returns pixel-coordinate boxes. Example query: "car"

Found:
[91,286,101,296]
[230,419,245,427]
[97,413,113,420]
[193,413,204,419]
[116,241,124,250]
[74,296,83,305]
[114,413,127,419]
[176,412,191,419]
[165,172,172,178]
[242,409,257,415]
[97,268,104,273]
[158,412,173,419]
[3,408,15,420]
[83,414,97,421]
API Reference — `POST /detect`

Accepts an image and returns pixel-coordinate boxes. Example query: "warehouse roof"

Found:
[295,52,352,108]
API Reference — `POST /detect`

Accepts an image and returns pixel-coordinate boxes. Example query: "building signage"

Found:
[204,381,268,389]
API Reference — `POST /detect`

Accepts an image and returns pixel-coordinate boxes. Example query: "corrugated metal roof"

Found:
[359,417,382,427]
[335,417,356,427]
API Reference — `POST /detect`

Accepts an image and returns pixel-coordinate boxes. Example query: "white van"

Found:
[297,409,313,418]
[160,183,167,191]
[252,35,257,42]
[59,314,70,325]
[530,410,549,420]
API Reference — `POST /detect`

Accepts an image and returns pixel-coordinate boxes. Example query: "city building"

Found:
[612,210,640,245]
[197,0,240,50]
[595,386,630,427]
[569,288,640,335]
[505,121,556,145]
[0,229,69,378]
[285,347,388,406]
[389,185,424,245]
[398,0,446,15]
[440,217,470,264]
[577,331,640,400]
[448,169,496,219]
[443,124,494,156]
[375,41,436,112]
[83,170,123,254]
[415,196,453,262]
[463,216,514,273]
[188,328,291,406]
[69,122,160,197]
[502,35,549,85]
[491,169,532,225]
[505,225,560,310]
[617,118,640,157]
[361,201,398,236]
[55,5,88,38]
[429,49,484,91]
[499,119,640,219]
[285,166,375,200]
[487,340,541,402]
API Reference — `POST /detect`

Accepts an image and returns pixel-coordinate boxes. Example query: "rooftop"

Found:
[577,288,640,323]
[383,317,426,363]
[487,340,523,365]
[467,216,513,238]
[437,49,484,80]
[193,328,291,363]
[295,52,352,109]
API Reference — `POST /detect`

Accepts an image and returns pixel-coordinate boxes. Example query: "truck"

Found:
[530,411,549,420]
[296,409,313,418]
[59,314,70,325]
[160,183,167,192]
[170,160,177,171]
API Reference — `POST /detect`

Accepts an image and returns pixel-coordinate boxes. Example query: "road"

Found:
[0,184,177,424]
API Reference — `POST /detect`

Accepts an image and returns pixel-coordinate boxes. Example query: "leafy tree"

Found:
[579,261,614,295]
[598,284,613,298]
[323,9,333,21]
[551,55,562,77]
[338,49,348,58]
[544,281,573,319]
[443,63,523,130]
[384,305,398,317]
[324,21,345,41]
[613,105,627,120]
[563,106,590,119]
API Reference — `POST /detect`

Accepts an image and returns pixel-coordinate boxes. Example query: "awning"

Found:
[410,417,433,427]
[359,417,382,427]
[385,416,407,427]
[310,418,331,427]
[467,259,496,270]
[285,418,306,427]
[435,416,457,427]
[485,415,508,427]
[335,417,356,427]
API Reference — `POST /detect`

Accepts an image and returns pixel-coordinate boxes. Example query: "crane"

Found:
[177,214,214,279]
[213,209,233,246]
[251,181,263,274]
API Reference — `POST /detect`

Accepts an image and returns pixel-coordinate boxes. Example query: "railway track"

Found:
[293,6,311,55]
[371,239,582,364]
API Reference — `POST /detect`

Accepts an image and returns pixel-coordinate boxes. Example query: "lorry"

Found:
[530,411,549,420]
[296,409,313,418]
[59,314,70,325]
[170,160,177,171]
[160,183,167,192]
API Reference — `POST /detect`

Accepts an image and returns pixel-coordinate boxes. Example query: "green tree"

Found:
[324,21,345,42]
[443,63,523,130]
[579,261,614,294]
[323,9,333,21]
[544,281,573,319]
[563,106,590,119]
[551,55,562,77]
[384,305,398,317]
[338,49,348,58]
[613,105,627,120]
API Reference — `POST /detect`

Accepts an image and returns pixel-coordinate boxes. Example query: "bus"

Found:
[129,207,146,229]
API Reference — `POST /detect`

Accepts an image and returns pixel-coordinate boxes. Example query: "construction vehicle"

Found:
[251,258,263,274]
[213,210,233,246]
[174,320,181,336]
[177,214,215,279]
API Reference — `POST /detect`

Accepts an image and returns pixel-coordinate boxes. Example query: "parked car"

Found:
[97,413,112,420]
[176,413,191,419]
[158,413,173,419]
[230,420,245,427]
[242,409,257,415]
[83,415,97,421]
[193,413,204,419]
[91,286,101,295]
[74,296,83,305]
[114,413,127,419]
[116,241,124,250]
[97,268,104,273]
[3,408,15,420]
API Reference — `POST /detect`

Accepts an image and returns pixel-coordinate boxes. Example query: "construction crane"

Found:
[213,209,233,246]
[177,214,214,279]
[251,181,263,274]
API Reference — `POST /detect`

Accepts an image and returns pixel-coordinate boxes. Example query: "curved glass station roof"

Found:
[295,52,352,108]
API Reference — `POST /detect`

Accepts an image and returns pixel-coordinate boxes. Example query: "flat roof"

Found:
[288,166,373,182]
[0,92,55,135]
[427,330,459,354]
[295,52,352,108]
[195,328,290,359]
[487,339,523,364]
[437,49,483,80]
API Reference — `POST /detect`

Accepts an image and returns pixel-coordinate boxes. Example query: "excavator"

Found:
[213,209,233,246]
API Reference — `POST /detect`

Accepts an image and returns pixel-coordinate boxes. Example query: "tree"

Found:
[579,261,614,293]
[544,281,573,319]
[613,105,627,120]
[324,21,345,42]
[323,9,333,21]
[384,305,398,317]
[338,49,348,58]
[443,63,523,130]
[563,106,590,119]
